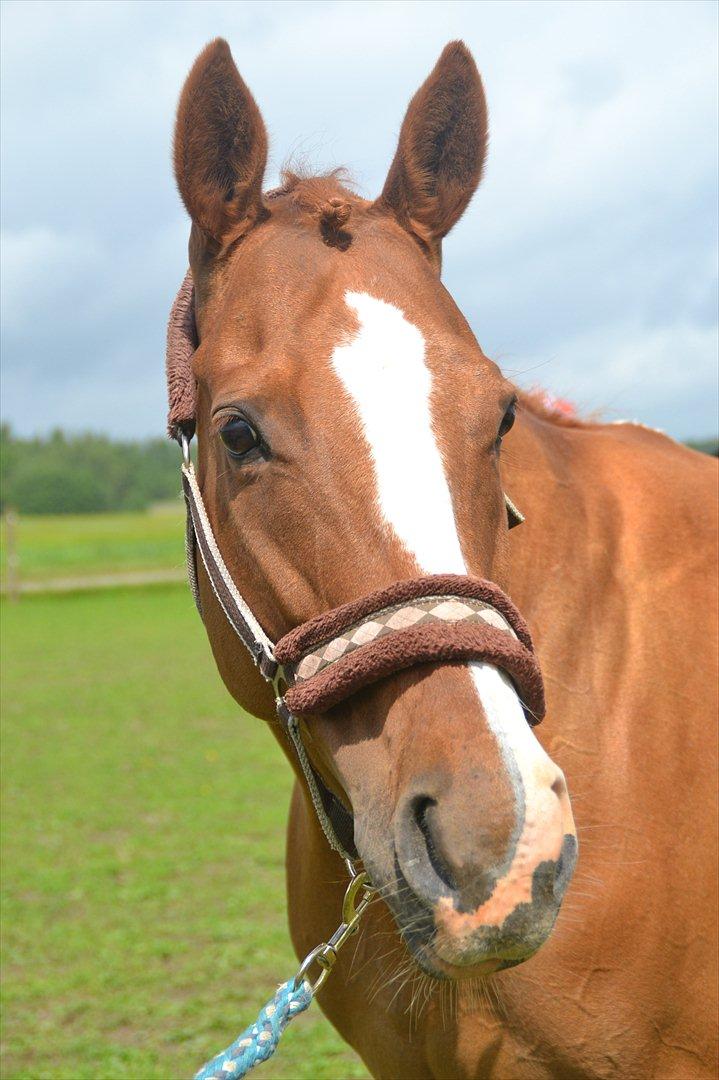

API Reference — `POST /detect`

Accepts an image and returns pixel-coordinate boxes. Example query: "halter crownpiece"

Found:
[168,271,540,862]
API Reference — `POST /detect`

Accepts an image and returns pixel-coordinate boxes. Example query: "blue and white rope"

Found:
[193,978,314,1080]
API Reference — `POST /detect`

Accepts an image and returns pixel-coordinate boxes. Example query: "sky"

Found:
[1,0,717,441]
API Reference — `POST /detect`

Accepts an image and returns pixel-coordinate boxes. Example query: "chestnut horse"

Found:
[170,39,718,1078]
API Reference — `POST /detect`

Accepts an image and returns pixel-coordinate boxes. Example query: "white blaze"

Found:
[332,291,466,574]
[331,291,563,876]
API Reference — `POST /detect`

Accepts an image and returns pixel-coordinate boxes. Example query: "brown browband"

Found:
[275,576,545,724]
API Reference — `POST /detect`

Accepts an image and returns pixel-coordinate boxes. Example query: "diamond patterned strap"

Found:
[293,595,517,682]
[274,576,544,725]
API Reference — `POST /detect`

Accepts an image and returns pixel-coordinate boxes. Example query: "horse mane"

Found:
[517,388,592,428]
[267,166,356,203]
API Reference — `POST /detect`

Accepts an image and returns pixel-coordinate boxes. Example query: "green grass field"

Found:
[0,505,186,585]
[1,585,369,1079]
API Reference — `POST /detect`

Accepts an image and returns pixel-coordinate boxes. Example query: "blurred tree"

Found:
[0,426,181,513]
[686,438,719,457]
[7,459,110,513]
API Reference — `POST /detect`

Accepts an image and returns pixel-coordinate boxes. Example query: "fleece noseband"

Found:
[275,576,543,721]
[170,272,543,862]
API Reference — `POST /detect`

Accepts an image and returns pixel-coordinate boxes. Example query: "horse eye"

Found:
[219,416,261,459]
[497,402,516,442]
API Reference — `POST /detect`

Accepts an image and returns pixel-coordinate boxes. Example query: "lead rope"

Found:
[178,434,375,1079]
[193,866,375,1080]
[193,980,313,1080]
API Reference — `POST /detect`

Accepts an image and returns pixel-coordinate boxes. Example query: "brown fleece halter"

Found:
[275,576,544,721]
[168,273,542,862]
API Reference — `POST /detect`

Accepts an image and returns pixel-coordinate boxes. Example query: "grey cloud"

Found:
[1,0,717,440]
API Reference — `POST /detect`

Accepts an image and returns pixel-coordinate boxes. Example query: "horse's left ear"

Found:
[377,41,487,263]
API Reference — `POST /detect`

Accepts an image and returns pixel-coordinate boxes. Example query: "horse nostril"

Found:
[413,795,436,829]
[411,795,458,893]
[397,790,500,910]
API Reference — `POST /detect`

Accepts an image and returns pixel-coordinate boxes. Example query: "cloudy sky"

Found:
[1,0,717,440]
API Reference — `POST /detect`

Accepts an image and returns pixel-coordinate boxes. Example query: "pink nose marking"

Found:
[435,793,571,935]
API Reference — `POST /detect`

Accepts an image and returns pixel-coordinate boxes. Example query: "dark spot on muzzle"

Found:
[492,833,579,969]
[384,834,578,975]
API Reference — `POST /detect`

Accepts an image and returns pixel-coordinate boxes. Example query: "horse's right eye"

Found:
[219,416,261,459]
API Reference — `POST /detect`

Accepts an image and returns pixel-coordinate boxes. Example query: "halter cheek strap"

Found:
[181,459,277,678]
[181,448,359,858]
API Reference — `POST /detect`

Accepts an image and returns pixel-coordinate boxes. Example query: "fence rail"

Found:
[1,507,188,600]
[1,567,187,597]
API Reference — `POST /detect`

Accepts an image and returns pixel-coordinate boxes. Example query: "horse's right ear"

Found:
[173,39,267,250]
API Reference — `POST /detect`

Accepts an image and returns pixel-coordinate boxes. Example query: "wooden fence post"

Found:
[4,508,20,602]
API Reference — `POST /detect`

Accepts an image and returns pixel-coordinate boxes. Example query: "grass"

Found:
[1,585,369,1080]
[0,505,186,585]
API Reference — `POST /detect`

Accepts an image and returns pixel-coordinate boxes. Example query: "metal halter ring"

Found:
[180,431,192,467]
[271,663,288,701]
[292,866,375,995]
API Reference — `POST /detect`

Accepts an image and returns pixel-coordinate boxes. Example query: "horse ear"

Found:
[173,39,267,249]
[378,42,487,261]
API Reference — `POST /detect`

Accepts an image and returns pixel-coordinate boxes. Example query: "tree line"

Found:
[0,426,182,514]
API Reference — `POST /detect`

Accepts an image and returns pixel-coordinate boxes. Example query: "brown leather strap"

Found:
[182,463,278,681]
[181,458,360,858]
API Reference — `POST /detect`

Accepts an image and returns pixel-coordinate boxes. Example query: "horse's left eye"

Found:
[219,416,261,459]
[497,402,516,442]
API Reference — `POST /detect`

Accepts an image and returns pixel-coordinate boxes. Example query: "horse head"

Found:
[171,38,576,980]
